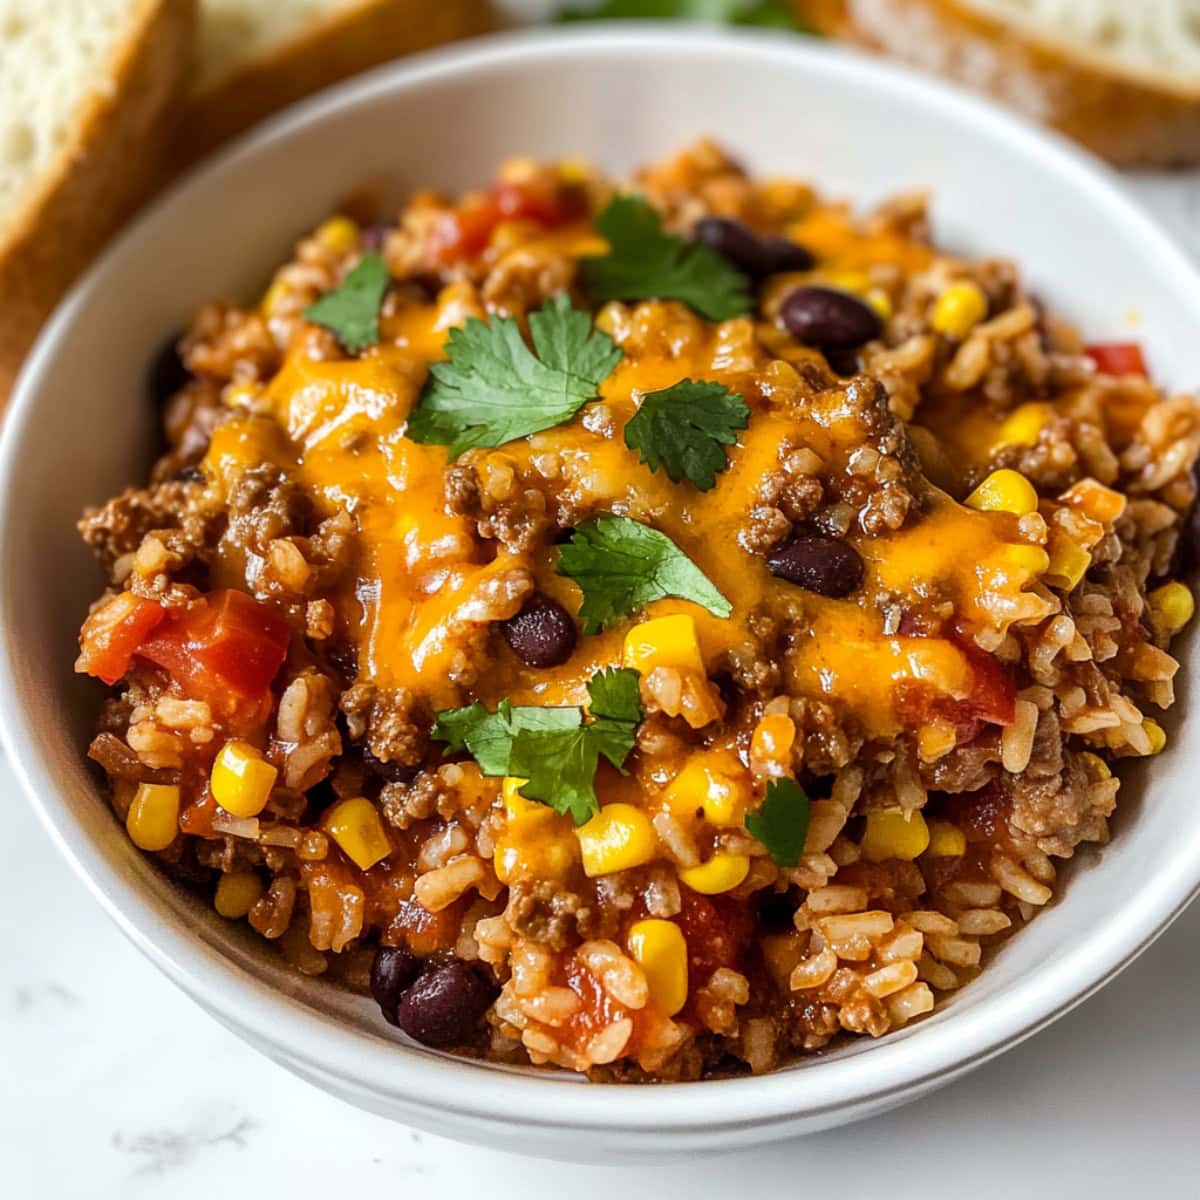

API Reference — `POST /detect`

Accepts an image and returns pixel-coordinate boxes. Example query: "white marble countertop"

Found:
[4,51,1200,1191]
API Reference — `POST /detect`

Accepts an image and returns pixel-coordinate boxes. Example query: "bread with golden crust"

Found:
[179,0,494,165]
[0,0,197,401]
[795,0,1200,167]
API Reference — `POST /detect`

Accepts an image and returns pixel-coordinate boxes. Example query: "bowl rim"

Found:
[3,23,1200,1134]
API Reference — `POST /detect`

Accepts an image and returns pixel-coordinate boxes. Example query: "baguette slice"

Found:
[795,0,1200,167]
[0,0,196,400]
[180,0,494,164]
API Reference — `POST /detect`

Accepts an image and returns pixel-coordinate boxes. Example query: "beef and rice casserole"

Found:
[75,142,1199,1080]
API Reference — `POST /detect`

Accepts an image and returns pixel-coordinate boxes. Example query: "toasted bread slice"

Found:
[0,0,196,401]
[796,0,1200,167]
[180,0,493,164]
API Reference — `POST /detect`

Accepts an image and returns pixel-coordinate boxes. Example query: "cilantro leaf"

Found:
[556,0,813,26]
[557,515,732,633]
[581,196,751,322]
[430,699,578,776]
[582,666,643,769]
[303,253,390,353]
[407,293,622,458]
[624,379,749,490]
[508,667,643,825]
[733,0,815,29]
[745,778,810,867]
[430,668,644,825]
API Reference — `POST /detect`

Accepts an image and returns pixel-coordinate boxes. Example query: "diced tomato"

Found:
[1085,342,1147,378]
[427,178,587,266]
[674,889,752,991]
[894,628,1016,744]
[77,593,166,686]
[137,589,290,709]
[952,634,1017,729]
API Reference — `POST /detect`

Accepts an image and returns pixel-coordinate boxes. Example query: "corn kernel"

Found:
[1045,535,1091,592]
[323,796,392,871]
[211,740,277,818]
[1002,543,1051,577]
[627,919,688,1016]
[926,820,966,858]
[866,288,893,321]
[126,783,180,852]
[998,402,1054,448]
[1148,581,1194,635]
[862,807,930,863]
[558,156,592,184]
[260,277,289,316]
[966,469,1039,516]
[931,281,988,339]
[825,269,873,295]
[315,215,359,254]
[576,803,657,877]
[679,852,750,895]
[1143,719,1167,755]
[664,751,750,825]
[214,871,265,919]
[622,613,704,676]
[1080,751,1112,781]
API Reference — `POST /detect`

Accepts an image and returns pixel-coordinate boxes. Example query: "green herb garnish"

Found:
[407,293,622,459]
[557,0,813,29]
[303,252,390,353]
[430,700,579,777]
[557,515,732,633]
[431,668,643,824]
[581,196,751,321]
[745,777,810,867]
[624,379,749,490]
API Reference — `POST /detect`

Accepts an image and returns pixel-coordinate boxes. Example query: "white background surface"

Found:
[4,7,1200,1191]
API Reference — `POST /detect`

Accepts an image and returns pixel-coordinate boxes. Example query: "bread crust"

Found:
[178,0,493,165]
[0,0,197,402]
[795,0,1200,168]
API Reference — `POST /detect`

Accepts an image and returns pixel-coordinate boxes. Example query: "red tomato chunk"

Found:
[1085,342,1147,377]
[138,589,290,704]
[77,593,166,685]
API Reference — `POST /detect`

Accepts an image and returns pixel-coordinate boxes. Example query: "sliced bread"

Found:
[796,0,1200,166]
[179,0,494,163]
[0,0,196,400]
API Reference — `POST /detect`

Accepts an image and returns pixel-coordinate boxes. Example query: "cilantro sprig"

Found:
[557,0,811,29]
[304,253,390,353]
[407,293,622,459]
[430,668,643,825]
[745,778,810,867]
[557,515,732,633]
[581,196,751,321]
[625,379,749,490]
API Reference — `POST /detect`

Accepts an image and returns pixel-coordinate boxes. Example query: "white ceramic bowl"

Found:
[2,25,1198,1162]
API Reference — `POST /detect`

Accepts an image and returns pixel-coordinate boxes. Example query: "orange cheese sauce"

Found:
[201,210,1042,742]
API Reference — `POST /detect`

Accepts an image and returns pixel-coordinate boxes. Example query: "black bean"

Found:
[394,962,495,1047]
[169,464,205,484]
[781,286,882,351]
[767,535,864,598]
[147,331,190,405]
[757,235,815,275]
[361,747,419,785]
[500,594,577,668]
[756,888,798,930]
[369,946,421,1026]
[693,217,770,279]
